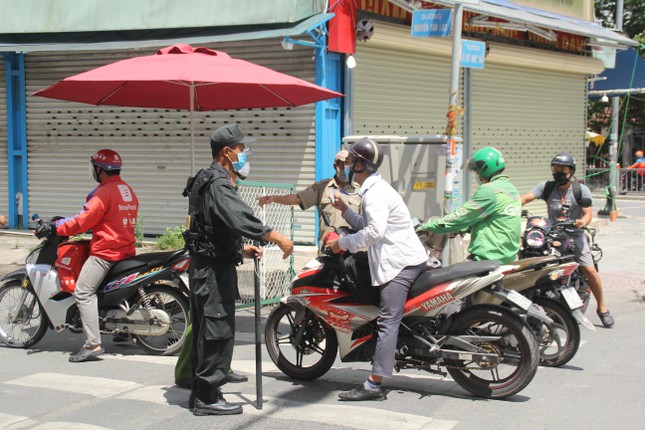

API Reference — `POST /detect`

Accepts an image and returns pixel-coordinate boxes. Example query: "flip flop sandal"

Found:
[69,346,105,362]
[597,310,615,328]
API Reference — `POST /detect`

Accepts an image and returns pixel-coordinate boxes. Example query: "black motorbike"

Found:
[520,209,598,328]
[0,215,190,355]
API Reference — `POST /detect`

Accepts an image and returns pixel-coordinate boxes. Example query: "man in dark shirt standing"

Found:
[185,124,293,416]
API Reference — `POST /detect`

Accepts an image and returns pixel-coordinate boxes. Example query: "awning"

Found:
[388,0,638,48]
[588,47,645,97]
[0,13,333,53]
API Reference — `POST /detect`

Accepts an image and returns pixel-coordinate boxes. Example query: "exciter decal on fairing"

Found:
[324,308,352,332]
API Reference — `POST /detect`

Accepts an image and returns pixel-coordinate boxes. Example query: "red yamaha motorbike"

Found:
[265,230,539,399]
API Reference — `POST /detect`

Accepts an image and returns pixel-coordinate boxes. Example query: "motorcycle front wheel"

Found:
[0,279,49,348]
[131,283,189,355]
[265,303,338,380]
[532,297,580,367]
[445,305,539,399]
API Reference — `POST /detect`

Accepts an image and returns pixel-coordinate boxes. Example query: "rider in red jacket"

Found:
[55,149,139,362]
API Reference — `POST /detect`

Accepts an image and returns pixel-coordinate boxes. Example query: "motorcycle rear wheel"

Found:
[532,297,580,367]
[446,305,539,399]
[131,283,189,355]
[265,303,338,380]
[0,279,49,348]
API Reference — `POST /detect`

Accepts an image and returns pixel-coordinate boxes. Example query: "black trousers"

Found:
[189,255,239,403]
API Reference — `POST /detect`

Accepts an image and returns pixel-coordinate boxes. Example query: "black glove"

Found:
[34,221,56,239]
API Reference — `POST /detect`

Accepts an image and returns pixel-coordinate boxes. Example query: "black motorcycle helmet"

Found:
[551,152,576,173]
[343,137,383,172]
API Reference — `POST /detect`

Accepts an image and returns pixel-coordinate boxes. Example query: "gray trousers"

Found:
[371,262,426,378]
[74,255,114,348]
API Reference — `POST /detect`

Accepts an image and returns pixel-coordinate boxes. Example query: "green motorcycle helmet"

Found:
[467,147,505,180]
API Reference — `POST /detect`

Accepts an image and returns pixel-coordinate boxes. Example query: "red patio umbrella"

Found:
[34,43,342,173]
[34,43,341,410]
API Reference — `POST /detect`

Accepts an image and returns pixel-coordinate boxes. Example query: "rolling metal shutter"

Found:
[468,42,602,214]
[352,21,457,136]
[24,39,317,242]
[0,59,8,223]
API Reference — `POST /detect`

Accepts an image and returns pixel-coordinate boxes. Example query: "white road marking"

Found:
[0,412,36,429]
[101,353,178,366]
[239,394,457,430]
[118,385,187,405]
[4,373,142,398]
[28,423,113,430]
[116,387,456,430]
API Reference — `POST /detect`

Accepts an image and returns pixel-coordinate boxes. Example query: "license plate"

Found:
[506,289,533,311]
[561,286,584,309]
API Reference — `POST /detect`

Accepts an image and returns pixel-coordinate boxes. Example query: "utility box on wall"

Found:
[342,135,448,222]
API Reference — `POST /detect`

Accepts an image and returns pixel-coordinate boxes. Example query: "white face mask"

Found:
[336,163,350,182]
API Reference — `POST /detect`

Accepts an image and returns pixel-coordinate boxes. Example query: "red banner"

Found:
[328,0,358,54]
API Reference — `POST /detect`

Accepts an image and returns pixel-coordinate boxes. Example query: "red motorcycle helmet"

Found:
[91,149,123,171]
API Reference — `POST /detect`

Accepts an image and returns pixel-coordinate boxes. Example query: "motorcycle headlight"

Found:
[527,217,551,230]
[525,230,546,249]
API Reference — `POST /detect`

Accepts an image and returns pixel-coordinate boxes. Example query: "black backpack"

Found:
[542,180,590,208]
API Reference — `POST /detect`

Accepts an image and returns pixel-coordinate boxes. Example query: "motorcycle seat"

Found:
[409,260,500,298]
[105,249,187,278]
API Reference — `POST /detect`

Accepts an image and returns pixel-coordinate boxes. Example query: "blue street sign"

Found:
[411,9,452,38]
[460,40,486,69]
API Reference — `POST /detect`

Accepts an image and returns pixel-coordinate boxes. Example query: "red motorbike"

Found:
[265,230,540,399]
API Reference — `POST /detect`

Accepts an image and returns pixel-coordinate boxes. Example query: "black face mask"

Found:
[552,171,569,185]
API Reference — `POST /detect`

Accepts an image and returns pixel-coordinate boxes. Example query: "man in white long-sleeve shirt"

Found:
[325,137,427,401]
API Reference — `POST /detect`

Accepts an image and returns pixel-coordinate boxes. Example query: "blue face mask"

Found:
[337,166,350,183]
[232,151,248,172]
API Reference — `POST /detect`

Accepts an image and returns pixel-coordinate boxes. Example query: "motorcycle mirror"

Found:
[521,210,528,218]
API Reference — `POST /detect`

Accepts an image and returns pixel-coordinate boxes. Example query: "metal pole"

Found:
[444,4,464,205]
[443,4,464,264]
[189,83,195,175]
[608,96,619,221]
[607,0,624,221]
[448,5,464,117]
[253,254,263,409]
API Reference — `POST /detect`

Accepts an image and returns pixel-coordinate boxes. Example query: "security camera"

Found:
[356,18,374,42]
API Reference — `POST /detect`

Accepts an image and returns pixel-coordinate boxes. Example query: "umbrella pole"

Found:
[190,84,195,175]
[253,253,263,410]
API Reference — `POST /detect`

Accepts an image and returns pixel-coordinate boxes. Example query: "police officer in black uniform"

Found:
[184,123,293,416]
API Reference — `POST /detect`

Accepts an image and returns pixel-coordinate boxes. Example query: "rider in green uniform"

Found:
[417,147,521,264]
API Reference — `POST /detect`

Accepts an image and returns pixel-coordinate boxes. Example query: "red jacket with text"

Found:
[55,175,139,261]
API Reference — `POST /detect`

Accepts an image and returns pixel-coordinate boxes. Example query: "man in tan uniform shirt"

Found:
[257,150,361,247]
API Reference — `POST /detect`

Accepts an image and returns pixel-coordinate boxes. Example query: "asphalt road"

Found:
[1,199,644,430]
